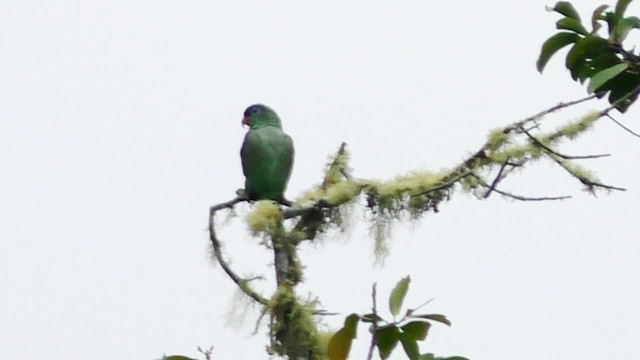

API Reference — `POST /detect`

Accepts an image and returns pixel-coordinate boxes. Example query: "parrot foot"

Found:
[236,188,249,199]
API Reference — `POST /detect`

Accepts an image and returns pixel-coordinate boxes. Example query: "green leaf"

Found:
[361,313,385,323]
[556,17,589,35]
[615,0,633,17]
[401,321,431,341]
[413,314,452,326]
[588,63,629,92]
[565,35,612,80]
[591,5,610,33]
[327,314,360,360]
[376,326,401,359]
[605,12,623,37]
[550,2,581,21]
[536,32,580,72]
[389,276,411,317]
[613,16,640,42]
[576,53,622,84]
[399,332,421,360]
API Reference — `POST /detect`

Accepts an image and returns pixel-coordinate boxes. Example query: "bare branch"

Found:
[473,174,572,201]
[606,114,640,138]
[484,157,510,199]
[521,128,611,159]
[510,94,597,131]
[209,197,269,306]
[197,346,214,360]
[550,157,627,192]
[367,283,378,360]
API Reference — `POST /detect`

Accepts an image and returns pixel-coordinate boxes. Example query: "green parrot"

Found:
[240,104,294,205]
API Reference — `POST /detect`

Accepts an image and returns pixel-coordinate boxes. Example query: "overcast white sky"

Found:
[2,1,640,359]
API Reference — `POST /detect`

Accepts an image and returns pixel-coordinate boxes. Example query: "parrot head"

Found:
[242,104,283,130]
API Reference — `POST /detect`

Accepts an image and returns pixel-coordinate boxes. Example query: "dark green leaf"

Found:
[556,17,589,35]
[550,2,582,21]
[389,276,410,317]
[565,35,612,80]
[605,12,623,37]
[376,326,401,359]
[613,16,640,42]
[401,321,431,341]
[607,72,640,112]
[413,314,452,326]
[327,314,360,360]
[536,32,580,72]
[399,332,421,360]
[588,63,629,92]
[421,355,470,360]
[591,5,610,33]
[576,53,622,84]
[615,0,633,17]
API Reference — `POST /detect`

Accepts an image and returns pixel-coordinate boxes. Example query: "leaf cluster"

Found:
[537,0,640,112]
[327,276,467,360]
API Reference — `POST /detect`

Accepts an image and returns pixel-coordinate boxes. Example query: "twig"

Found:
[550,157,627,192]
[521,128,610,159]
[606,114,640,138]
[510,95,597,131]
[366,283,378,360]
[489,188,572,201]
[209,197,269,305]
[473,174,572,201]
[410,298,434,313]
[197,346,214,360]
[321,142,349,189]
[484,158,510,199]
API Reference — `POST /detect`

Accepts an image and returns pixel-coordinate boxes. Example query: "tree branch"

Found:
[550,157,627,192]
[209,197,269,306]
[366,283,378,360]
[483,157,511,199]
[606,113,640,138]
[521,128,611,159]
[473,174,572,201]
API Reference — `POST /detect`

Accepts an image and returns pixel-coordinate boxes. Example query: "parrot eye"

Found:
[250,107,260,115]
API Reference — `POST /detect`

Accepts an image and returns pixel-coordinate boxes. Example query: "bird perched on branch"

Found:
[240,104,294,205]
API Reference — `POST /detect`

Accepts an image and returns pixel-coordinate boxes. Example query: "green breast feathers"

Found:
[240,104,294,205]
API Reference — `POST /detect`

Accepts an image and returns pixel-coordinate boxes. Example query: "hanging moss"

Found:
[370,213,392,265]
